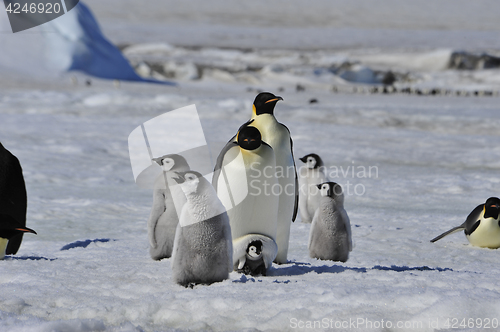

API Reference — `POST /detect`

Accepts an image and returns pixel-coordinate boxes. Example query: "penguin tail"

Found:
[430,226,465,243]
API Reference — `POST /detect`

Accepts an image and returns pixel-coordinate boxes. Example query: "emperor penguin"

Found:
[0,142,31,256]
[1,214,37,260]
[171,171,232,287]
[249,92,298,264]
[147,154,190,260]
[298,153,328,223]
[309,182,352,262]
[213,124,279,275]
[431,197,500,248]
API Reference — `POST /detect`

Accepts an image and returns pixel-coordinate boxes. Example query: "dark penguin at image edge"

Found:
[0,142,36,259]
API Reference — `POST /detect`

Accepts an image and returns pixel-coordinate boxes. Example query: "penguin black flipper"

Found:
[281,123,298,222]
[463,204,484,235]
[430,204,483,243]
[212,119,255,191]
[212,140,238,191]
[0,214,37,237]
[0,143,28,255]
[430,225,466,243]
[290,136,298,222]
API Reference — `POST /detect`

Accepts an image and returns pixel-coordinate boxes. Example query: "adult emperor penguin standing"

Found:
[213,124,279,275]
[431,197,500,248]
[309,182,352,262]
[171,171,232,287]
[298,153,328,223]
[147,154,190,260]
[0,142,35,257]
[249,92,298,264]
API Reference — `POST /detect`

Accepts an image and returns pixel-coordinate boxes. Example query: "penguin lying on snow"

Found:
[213,124,279,275]
[171,171,232,287]
[298,153,328,223]
[309,182,352,262]
[1,214,37,260]
[0,142,36,258]
[147,154,190,260]
[431,197,500,248]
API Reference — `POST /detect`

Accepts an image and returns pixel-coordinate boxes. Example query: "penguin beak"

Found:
[172,172,185,184]
[265,96,283,103]
[317,184,322,189]
[15,227,37,235]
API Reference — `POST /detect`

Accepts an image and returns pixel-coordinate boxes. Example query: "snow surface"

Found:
[1,1,500,331]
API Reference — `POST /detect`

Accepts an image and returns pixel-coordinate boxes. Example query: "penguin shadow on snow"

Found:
[60,238,115,251]
[267,262,366,276]
[266,262,462,277]
[7,256,56,261]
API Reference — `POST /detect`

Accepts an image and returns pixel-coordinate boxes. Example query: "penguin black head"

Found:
[172,171,202,184]
[484,197,500,219]
[173,171,204,195]
[0,214,37,240]
[253,92,283,116]
[152,154,189,172]
[246,240,263,259]
[317,182,342,199]
[237,126,262,151]
[299,153,324,169]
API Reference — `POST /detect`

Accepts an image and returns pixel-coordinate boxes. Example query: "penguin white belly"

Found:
[306,171,327,217]
[0,238,8,260]
[252,115,295,263]
[217,145,279,241]
[299,168,327,222]
[274,151,295,263]
[252,116,295,264]
[467,218,500,248]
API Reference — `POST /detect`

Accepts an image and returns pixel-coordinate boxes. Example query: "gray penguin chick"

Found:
[308,182,352,262]
[171,171,233,287]
[298,153,328,223]
[147,154,190,260]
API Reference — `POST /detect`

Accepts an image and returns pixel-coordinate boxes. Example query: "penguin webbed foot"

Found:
[180,281,210,289]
